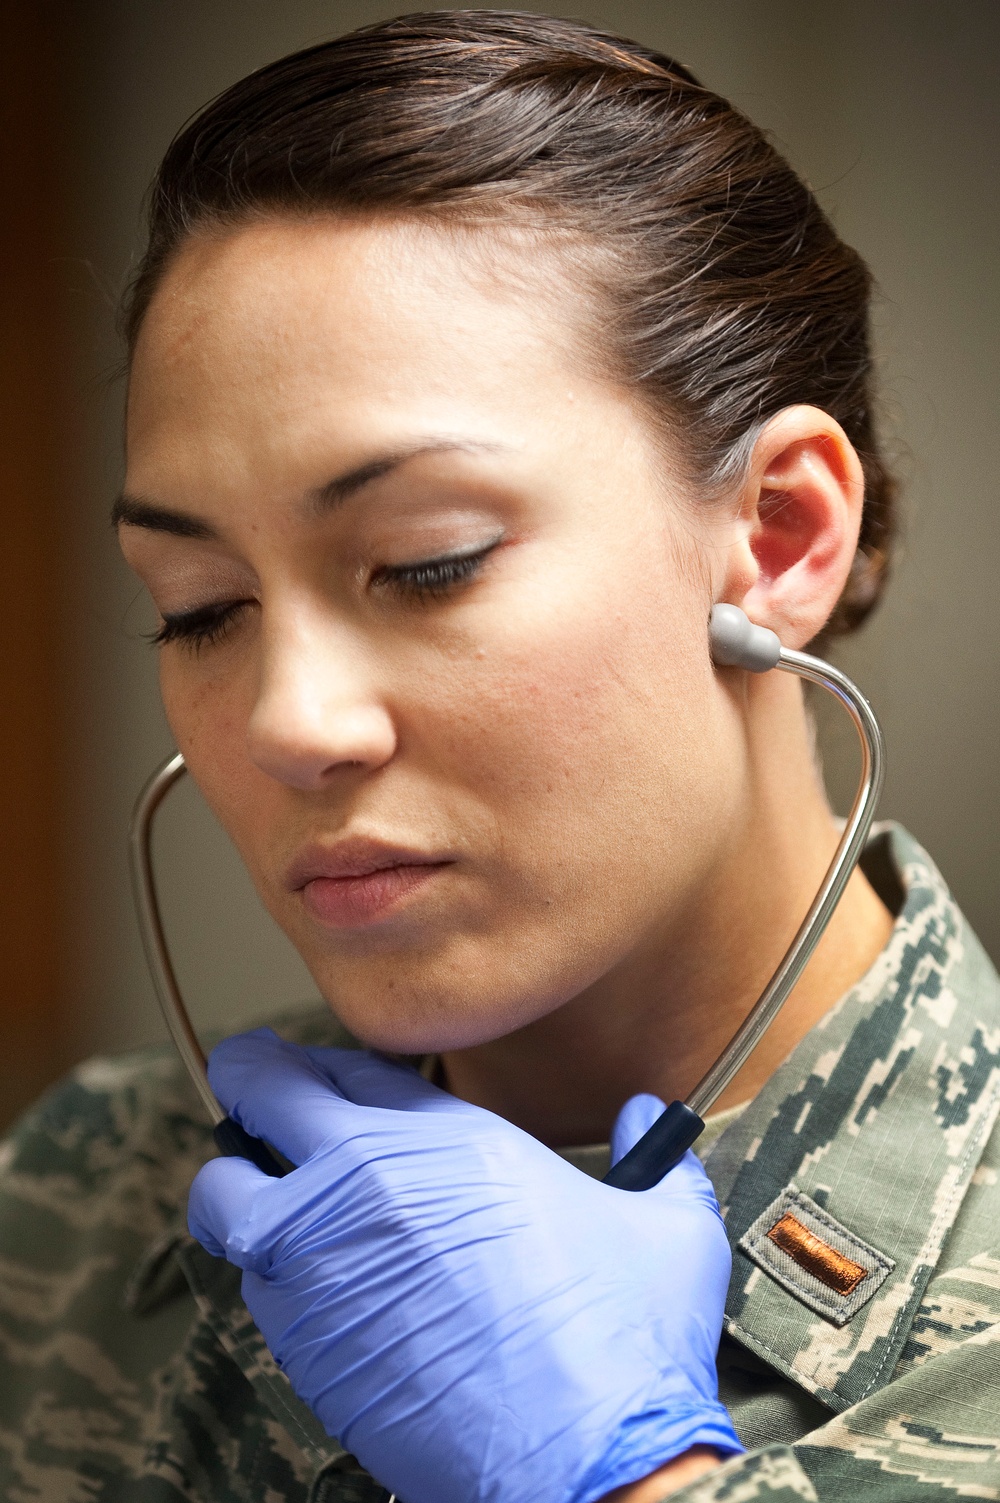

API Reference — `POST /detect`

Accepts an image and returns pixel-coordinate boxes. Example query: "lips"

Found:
[286,840,452,929]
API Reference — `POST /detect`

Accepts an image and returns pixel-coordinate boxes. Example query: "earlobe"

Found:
[723,406,864,650]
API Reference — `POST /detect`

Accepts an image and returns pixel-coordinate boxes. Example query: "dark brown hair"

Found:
[124,9,896,636]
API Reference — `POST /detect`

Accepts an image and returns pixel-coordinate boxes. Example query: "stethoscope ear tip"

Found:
[709,603,782,673]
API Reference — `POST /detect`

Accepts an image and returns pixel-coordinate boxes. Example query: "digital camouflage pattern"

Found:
[1,825,999,1501]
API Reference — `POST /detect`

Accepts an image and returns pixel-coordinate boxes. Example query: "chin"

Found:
[322,989,526,1055]
[280,879,633,1055]
[307,948,573,1056]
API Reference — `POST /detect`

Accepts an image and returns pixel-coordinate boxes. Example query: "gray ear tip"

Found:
[710,603,782,673]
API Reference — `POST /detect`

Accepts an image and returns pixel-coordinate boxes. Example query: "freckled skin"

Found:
[121,215,891,1145]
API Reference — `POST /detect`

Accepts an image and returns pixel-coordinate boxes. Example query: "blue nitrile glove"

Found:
[188,1029,742,1503]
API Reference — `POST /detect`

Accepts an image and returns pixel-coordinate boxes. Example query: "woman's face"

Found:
[121,216,748,1052]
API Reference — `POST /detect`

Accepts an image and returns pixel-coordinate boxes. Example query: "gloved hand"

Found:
[188,1029,741,1503]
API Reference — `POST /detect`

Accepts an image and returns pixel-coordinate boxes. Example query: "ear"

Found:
[720,406,865,650]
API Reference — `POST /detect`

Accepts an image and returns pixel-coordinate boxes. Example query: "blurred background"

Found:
[3,0,998,1129]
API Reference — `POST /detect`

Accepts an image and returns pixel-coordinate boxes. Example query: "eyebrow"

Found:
[111,439,506,537]
[308,439,504,513]
[110,496,216,538]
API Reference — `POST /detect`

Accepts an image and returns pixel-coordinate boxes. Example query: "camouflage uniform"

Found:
[2,825,999,1501]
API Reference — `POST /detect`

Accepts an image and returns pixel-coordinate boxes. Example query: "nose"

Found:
[246,613,397,791]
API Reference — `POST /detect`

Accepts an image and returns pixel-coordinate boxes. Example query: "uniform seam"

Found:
[724,1314,843,1412]
[859,1072,1000,1400]
[175,1239,342,1462]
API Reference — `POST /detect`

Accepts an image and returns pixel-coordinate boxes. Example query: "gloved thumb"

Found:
[188,1152,275,1271]
[610,1092,667,1167]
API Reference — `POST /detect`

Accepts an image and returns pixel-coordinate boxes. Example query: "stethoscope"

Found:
[129,603,884,1188]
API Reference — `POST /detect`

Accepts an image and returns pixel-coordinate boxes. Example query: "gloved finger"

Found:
[188,1152,274,1269]
[304,1046,462,1113]
[610,1092,667,1166]
[207,1029,351,1165]
[653,1147,726,1221]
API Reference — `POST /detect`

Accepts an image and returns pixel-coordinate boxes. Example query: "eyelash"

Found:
[372,538,501,598]
[150,600,248,651]
[150,539,500,651]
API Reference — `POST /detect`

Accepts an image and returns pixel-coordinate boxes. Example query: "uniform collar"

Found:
[705,823,1000,1412]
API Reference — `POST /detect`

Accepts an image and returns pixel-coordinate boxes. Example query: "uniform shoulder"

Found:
[0,1038,211,1245]
[1,1004,348,1213]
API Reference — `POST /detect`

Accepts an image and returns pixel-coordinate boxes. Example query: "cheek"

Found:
[345,565,749,1048]
[158,653,276,859]
[424,564,743,922]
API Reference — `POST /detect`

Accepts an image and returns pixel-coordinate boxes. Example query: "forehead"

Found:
[127,216,586,466]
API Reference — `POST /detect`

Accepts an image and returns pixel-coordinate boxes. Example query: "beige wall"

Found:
[63,1,1000,1067]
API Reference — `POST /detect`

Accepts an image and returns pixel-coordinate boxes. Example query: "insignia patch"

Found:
[765,1211,868,1295]
[738,1185,895,1327]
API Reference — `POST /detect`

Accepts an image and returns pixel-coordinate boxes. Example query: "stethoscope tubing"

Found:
[129,750,220,1125]
[686,647,884,1116]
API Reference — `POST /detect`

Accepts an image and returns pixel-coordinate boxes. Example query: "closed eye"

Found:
[371,536,503,599]
[148,536,503,650]
[150,599,252,651]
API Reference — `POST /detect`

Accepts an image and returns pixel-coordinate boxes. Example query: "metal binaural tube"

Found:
[685,647,885,1118]
[127,751,224,1126]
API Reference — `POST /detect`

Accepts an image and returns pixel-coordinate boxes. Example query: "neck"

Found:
[441,673,894,1147]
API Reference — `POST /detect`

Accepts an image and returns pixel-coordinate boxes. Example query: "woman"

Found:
[3,11,999,1502]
